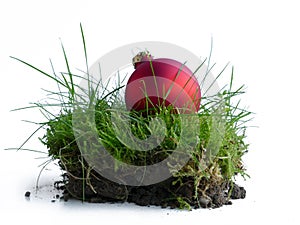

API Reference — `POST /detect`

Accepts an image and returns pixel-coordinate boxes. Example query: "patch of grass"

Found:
[9,25,253,209]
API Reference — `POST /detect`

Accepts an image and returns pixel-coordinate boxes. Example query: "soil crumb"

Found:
[25,191,31,198]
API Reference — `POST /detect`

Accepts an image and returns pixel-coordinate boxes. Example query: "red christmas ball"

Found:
[125,52,201,113]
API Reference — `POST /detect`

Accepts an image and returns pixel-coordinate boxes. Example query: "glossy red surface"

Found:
[125,58,201,113]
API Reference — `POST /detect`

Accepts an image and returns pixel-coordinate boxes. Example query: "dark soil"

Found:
[24,191,31,198]
[59,170,246,209]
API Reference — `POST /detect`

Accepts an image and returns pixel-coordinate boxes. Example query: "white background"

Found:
[1,0,300,224]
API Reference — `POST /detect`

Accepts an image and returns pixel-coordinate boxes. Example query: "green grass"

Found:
[9,24,253,208]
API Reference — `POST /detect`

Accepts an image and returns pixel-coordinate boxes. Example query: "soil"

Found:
[24,191,31,198]
[59,170,246,209]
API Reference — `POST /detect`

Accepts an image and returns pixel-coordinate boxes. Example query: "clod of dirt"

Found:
[230,183,246,199]
[199,196,211,208]
[62,190,70,202]
[54,181,65,190]
[24,191,31,198]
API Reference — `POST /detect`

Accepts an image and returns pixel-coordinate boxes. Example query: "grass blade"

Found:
[10,56,67,88]
[60,41,75,99]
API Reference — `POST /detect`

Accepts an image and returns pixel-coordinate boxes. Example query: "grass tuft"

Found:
[10,25,253,209]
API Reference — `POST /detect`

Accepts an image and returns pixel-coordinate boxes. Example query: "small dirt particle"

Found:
[231,184,246,199]
[225,201,232,205]
[25,191,31,198]
[63,192,70,202]
[55,194,60,199]
[51,199,56,203]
